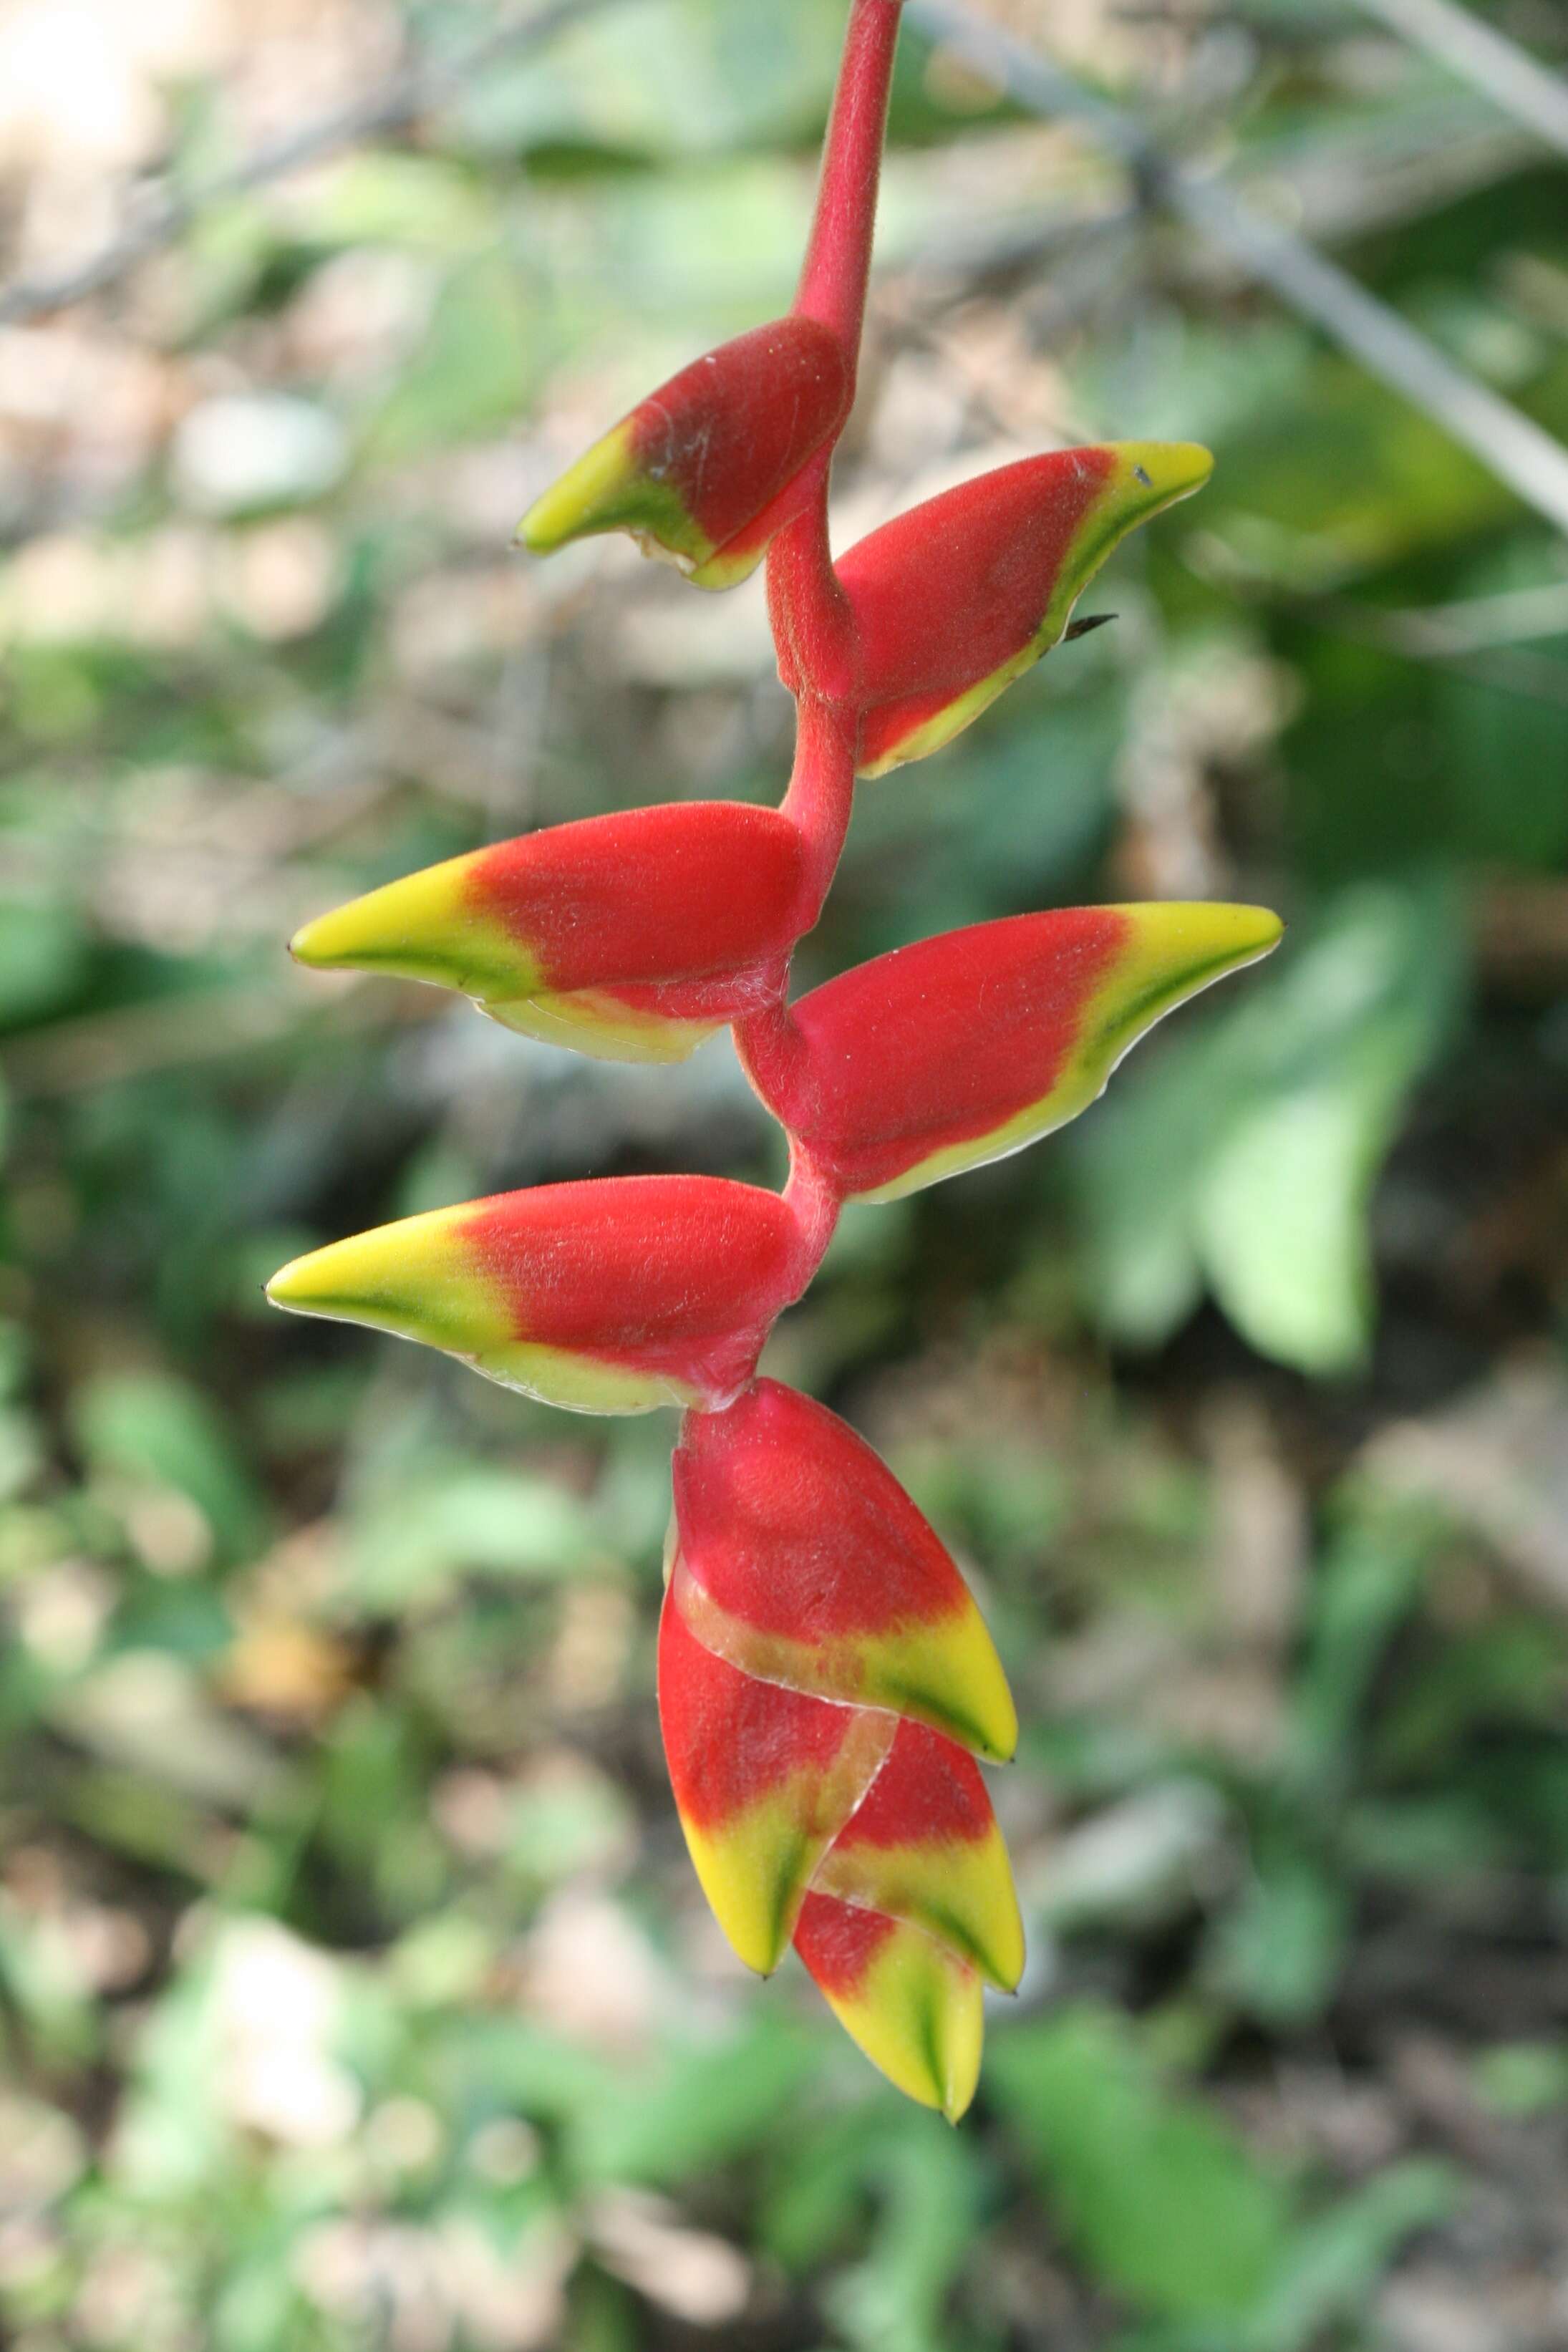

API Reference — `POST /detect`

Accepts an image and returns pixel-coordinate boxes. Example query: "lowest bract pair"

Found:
[269,0,1281,2116]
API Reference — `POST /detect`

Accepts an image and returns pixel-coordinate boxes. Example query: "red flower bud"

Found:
[520,318,851,590]
[840,444,1213,775]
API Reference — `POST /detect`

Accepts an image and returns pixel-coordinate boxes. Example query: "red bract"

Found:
[268,1176,811,1413]
[272,0,1282,2116]
[837,442,1214,775]
[659,1380,1022,2114]
[737,902,1283,1203]
[669,1379,1015,1758]
[292,800,813,1063]
[520,317,851,591]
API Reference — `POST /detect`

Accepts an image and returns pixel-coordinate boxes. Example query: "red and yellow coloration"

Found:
[810,1718,1022,1993]
[271,0,1284,2115]
[738,903,1284,1204]
[658,1589,895,1977]
[520,318,851,591]
[291,802,811,1063]
[839,444,1213,776]
[266,1176,811,1413]
[669,1379,1015,1758]
[794,1893,983,2124]
[659,1378,1020,2117]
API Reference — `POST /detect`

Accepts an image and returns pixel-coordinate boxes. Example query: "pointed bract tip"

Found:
[290,900,380,971]
[262,1209,496,1358]
[266,1243,342,1315]
[518,422,653,558]
[264,1229,419,1320]
[287,858,511,994]
[1103,902,1283,1034]
[1128,899,1283,969]
[987,1684,1020,1766]
[1110,439,1214,508]
[794,1897,984,2117]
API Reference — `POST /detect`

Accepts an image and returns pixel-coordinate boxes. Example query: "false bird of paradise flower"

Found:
[270,0,1280,2117]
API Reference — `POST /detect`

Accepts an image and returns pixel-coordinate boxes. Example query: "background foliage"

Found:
[2,1,1567,2346]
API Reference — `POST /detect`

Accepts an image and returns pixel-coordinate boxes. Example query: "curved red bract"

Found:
[672,1378,977,1641]
[631,317,851,557]
[832,1719,996,1854]
[793,1892,899,1995]
[467,803,809,992]
[740,909,1128,1199]
[843,448,1114,765]
[657,1590,872,1837]
[463,1176,808,1402]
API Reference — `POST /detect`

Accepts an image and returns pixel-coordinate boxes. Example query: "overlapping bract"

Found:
[669,1380,1016,1762]
[269,0,1282,2114]
[659,1380,1021,2117]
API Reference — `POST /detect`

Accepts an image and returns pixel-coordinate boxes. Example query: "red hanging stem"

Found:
[793,0,906,365]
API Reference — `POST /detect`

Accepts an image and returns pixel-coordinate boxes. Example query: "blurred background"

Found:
[2,0,1568,2346]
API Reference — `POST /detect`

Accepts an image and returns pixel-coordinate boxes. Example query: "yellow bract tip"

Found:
[815,1922,984,2119]
[289,857,491,985]
[518,421,689,558]
[520,426,628,553]
[1110,439,1214,506]
[1119,900,1283,974]
[263,1210,503,1356]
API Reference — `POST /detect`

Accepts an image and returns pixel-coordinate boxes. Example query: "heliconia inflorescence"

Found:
[269,0,1282,2116]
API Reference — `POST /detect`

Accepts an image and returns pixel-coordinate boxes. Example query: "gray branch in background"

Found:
[1354,0,1568,163]
[906,0,1568,538]
[0,0,615,328]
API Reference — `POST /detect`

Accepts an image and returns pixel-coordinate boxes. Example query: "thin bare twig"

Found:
[906,0,1568,537]
[0,0,614,328]
[1,974,428,1098]
[1193,539,1568,705]
[1354,0,1568,163]
[1385,577,1568,652]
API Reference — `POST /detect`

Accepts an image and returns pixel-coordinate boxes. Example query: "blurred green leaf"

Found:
[370,250,538,457]
[1285,1497,1436,1798]
[72,1370,268,1569]
[823,2118,985,2352]
[0,899,90,1028]
[989,2005,1294,2324]
[347,1463,599,1606]
[454,0,848,162]
[1471,2041,1568,2119]
[1206,1851,1349,2029]
[1078,882,1463,1372]
[571,2010,816,2187]
[1195,889,1461,1370]
[309,151,499,251]
[1249,2161,1457,2352]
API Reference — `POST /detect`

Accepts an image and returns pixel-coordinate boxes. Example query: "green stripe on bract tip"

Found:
[519,420,712,570]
